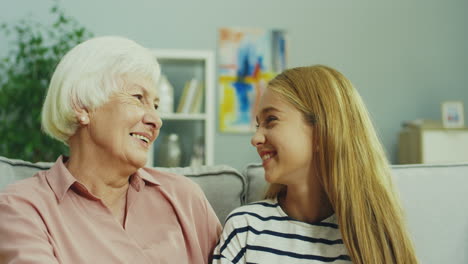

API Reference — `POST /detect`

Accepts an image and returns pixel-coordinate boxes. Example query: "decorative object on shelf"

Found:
[218,27,288,133]
[151,49,215,167]
[0,3,93,162]
[156,133,182,167]
[157,74,174,114]
[190,137,205,167]
[441,101,465,128]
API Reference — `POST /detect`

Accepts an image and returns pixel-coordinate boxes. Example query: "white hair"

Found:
[41,36,160,144]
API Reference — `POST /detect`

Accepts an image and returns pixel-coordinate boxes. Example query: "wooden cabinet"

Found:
[398,122,468,164]
[146,50,215,167]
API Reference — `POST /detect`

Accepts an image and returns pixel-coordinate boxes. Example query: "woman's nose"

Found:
[144,107,163,130]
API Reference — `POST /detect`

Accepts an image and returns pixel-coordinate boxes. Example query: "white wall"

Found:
[1,0,467,170]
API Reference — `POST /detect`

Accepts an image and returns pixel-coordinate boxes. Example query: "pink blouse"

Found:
[0,156,221,264]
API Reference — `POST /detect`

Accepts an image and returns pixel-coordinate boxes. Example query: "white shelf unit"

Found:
[147,49,215,167]
[398,125,468,164]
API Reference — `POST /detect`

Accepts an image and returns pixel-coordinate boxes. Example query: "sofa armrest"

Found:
[0,156,53,190]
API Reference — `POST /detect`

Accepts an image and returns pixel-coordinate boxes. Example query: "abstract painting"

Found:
[218,27,287,133]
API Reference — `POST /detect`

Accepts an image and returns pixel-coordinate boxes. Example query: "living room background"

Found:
[1,0,467,171]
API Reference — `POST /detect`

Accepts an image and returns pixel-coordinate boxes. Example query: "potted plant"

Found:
[0,3,93,162]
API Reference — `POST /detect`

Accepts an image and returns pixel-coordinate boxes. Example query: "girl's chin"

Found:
[264,173,279,184]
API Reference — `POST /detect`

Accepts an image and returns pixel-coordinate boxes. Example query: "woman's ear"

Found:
[74,107,90,126]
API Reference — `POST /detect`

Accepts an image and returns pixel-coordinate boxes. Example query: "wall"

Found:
[1,0,467,171]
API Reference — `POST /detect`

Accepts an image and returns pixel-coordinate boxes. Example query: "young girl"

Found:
[212,65,418,263]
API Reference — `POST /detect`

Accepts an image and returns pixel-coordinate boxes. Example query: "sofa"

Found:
[1,156,467,264]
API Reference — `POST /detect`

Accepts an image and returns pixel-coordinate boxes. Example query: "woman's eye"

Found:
[133,94,143,101]
[154,104,159,110]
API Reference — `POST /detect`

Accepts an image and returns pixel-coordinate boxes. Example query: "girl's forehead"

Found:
[260,89,278,103]
[259,89,288,108]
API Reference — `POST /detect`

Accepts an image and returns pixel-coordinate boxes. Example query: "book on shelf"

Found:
[190,83,204,114]
[176,81,190,113]
[176,78,201,114]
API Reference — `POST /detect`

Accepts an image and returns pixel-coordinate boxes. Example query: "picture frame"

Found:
[441,101,465,128]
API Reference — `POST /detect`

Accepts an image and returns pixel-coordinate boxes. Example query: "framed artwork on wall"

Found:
[441,101,465,128]
[217,27,288,133]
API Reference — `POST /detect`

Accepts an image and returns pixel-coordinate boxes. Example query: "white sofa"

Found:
[1,156,467,263]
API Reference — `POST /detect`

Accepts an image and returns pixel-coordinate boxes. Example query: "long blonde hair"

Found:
[264,65,418,263]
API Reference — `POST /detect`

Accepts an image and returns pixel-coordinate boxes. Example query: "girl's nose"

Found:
[251,130,265,147]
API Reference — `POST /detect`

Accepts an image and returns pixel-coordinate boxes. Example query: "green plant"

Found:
[0,3,93,162]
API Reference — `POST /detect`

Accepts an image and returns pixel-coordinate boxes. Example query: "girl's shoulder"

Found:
[230,198,279,214]
[223,198,280,225]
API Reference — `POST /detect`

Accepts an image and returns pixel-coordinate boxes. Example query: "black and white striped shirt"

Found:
[212,198,351,263]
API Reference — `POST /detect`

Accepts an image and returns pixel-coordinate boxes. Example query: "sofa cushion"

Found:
[242,163,268,203]
[0,156,246,223]
[391,163,468,264]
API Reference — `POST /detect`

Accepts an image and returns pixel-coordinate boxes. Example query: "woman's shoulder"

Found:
[0,170,54,219]
[141,167,196,186]
[0,170,50,202]
[140,167,205,197]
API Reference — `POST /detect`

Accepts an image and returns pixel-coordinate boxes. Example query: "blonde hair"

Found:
[41,36,160,144]
[264,65,418,263]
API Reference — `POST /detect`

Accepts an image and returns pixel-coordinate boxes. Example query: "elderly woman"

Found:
[0,36,221,263]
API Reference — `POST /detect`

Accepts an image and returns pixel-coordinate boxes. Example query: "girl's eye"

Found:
[265,115,278,124]
[257,116,278,128]
[154,104,159,110]
[133,94,143,101]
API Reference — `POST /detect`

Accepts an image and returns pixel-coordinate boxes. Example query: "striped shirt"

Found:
[212,198,351,264]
